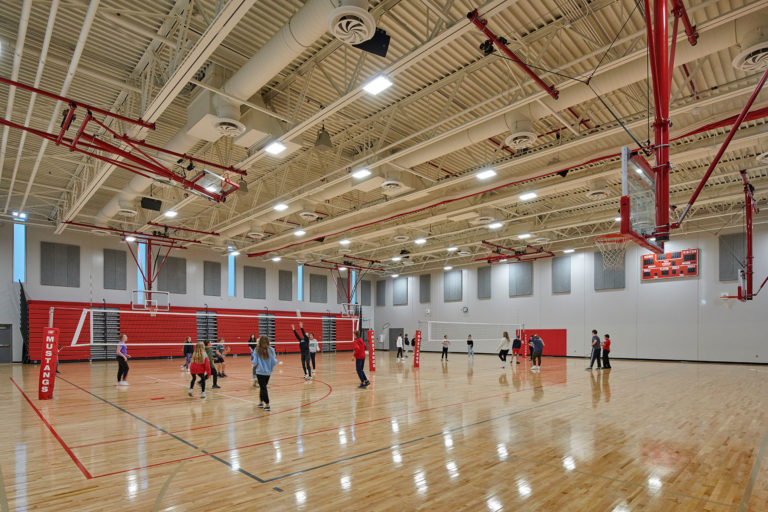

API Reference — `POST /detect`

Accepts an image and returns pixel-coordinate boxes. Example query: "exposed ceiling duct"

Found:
[732,15,768,72]
[585,178,608,200]
[247,222,268,239]
[328,0,376,45]
[470,207,498,225]
[503,113,537,149]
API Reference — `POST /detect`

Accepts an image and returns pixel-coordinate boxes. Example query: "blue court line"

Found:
[261,393,580,483]
[58,377,266,483]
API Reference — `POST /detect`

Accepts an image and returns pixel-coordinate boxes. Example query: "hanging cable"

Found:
[587,1,640,83]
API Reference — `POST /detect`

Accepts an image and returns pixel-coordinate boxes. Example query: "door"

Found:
[0,325,11,363]
[388,328,404,351]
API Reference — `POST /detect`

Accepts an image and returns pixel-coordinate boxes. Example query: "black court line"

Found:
[58,377,267,484]
[262,393,580,483]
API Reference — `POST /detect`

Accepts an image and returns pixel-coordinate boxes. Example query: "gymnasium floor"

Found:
[1,352,766,511]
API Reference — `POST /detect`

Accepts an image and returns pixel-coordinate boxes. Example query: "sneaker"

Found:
[180,365,186,370]
[516,361,520,364]
[501,364,506,368]
[585,367,593,370]
[220,374,228,378]
[253,380,258,388]
[188,389,193,396]
[201,392,206,398]
[258,403,264,408]
[212,384,221,389]
[264,405,271,411]
[119,381,129,386]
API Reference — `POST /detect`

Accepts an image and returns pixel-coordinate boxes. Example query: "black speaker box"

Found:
[353,28,390,58]
[141,197,163,211]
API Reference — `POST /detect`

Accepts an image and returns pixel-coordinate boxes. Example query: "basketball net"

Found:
[595,234,629,270]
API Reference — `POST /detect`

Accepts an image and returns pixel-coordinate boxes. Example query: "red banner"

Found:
[367,329,375,372]
[413,330,422,368]
[38,327,59,400]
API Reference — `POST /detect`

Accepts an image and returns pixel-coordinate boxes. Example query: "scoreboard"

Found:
[641,249,699,280]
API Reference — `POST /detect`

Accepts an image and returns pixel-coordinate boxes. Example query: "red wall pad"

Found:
[521,329,567,357]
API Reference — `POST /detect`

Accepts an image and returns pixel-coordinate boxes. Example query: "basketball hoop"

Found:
[149,306,158,317]
[595,234,629,270]
[341,303,360,317]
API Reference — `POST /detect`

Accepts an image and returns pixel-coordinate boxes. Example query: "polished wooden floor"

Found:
[1,352,767,511]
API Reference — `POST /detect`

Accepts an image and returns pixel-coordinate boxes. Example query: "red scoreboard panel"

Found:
[641,249,699,280]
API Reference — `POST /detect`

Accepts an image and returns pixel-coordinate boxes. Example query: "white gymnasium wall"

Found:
[0,225,372,361]
[374,228,767,363]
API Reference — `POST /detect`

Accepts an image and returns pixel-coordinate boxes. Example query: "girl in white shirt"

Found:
[308,333,320,371]
[396,334,404,361]
[497,332,512,368]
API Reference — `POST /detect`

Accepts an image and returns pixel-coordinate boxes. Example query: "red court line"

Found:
[9,377,93,479]
[90,375,573,478]
[69,376,335,449]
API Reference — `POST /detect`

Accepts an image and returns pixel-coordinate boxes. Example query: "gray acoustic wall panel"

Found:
[41,242,80,287]
[477,266,491,299]
[157,256,186,294]
[203,261,221,296]
[361,280,372,306]
[551,255,571,293]
[508,262,533,297]
[336,277,349,304]
[594,252,626,290]
[393,277,408,305]
[309,273,327,303]
[278,270,292,301]
[443,270,462,302]
[244,266,267,299]
[719,233,746,281]
[103,249,126,290]
[376,280,386,306]
[419,274,431,303]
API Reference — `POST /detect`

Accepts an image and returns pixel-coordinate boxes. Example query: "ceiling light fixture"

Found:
[488,222,503,230]
[338,266,348,272]
[339,239,351,246]
[273,203,289,212]
[499,258,508,262]
[352,168,372,179]
[443,266,453,271]
[272,256,282,262]
[237,177,249,194]
[314,125,333,152]
[125,236,136,242]
[563,249,575,253]
[476,169,497,180]
[519,192,538,201]
[164,210,178,218]
[294,229,306,237]
[391,273,399,278]
[229,251,240,256]
[518,233,532,239]
[414,238,427,245]
[446,246,458,252]
[363,75,392,95]
[265,141,287,155]
[392,256,402,262]
[614,216,622,222]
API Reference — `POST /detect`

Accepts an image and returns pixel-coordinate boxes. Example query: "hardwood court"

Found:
[1,353,767,511]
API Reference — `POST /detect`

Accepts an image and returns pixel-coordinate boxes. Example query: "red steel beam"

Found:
[147,221,220,237]
[343,255,382,264]
[739,170,756,300]
[63,221,201,244]
[127,137,246,176]
[670,0,699,46]
[467,9,559,100]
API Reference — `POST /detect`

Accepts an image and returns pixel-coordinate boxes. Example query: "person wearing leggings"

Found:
[188,342,211,398]
[252,335,278,411]
[396,334,404,361]
[204,340,220,389]
[530,334,545,371]
[292,323,312,381]
[116,334,130,385]
[497,332,511,368]
[352,331,369,388]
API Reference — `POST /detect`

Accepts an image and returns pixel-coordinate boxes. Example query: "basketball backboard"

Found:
[620,146,665,254]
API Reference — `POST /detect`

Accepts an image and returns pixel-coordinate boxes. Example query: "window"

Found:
[419,274,431,303]
[103,249,126,290]
[244,266,267,299]
[443,269,462,302]
[279,270,292,301]
[297,265,304,301]
[13,224,25,283]
[393,277,408,305]
[336,277,350,304]
[157,256,187,294]
[552,255,571,293]
[228,254,236,297]
[477,266,491,299]
[40,242,80,287]
[137,243,146,302]
[509,262,533,297]
[351,271,358,304]
[203,261,221,296]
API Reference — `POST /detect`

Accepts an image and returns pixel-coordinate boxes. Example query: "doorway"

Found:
[388,328,404,351]
[0,325,11,363]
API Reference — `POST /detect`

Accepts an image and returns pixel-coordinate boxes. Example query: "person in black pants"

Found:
[204,340,220,389]
[586,329,602,370]
[602,334,612,369]
[291,323,312,381]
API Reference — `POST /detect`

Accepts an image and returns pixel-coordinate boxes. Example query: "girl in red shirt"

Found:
[188,342,212,398]
[602,334,612,369]
[352,331,370,388]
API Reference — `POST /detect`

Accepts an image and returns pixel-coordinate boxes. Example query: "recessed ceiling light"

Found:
[499,258,508,262]
[125,236,136,242]
[352,169,372,179]
[363,75,392,95]
[518,233,532,239]
[265,141,287,155]
[272,256,282,262]
[392,256,402,262]
[229,251,240,256]
[476,169,497,180]
[446,246,458,252]
[294,229,306,237]
[488,222,503,230]
[273,202,289,212]
[563,249,575,253]
[414,238,427,245]
[164,210,178,218]
[12,211,27,220]
[443,266,453,271]
[519,192,538,201]
[338,266,348,272]
[391,273,399,278]
[339,239,351,246]
[614,216,622,222]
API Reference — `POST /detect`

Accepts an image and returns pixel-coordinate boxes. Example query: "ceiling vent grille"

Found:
[328,1,375,45]
[733,20,768,72]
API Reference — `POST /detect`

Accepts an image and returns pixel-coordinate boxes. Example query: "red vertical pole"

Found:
[741,171,754,300]
[653,0,671,240]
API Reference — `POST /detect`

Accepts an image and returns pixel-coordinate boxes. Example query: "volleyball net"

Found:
[55,307,358,358]
[421,320,524,354]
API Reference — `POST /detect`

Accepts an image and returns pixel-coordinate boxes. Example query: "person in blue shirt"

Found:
[252,335,278,411]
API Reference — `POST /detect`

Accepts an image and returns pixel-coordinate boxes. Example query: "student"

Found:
[181,336,194,372]
[403,333,411,358]
[352,330,370,388]
[586,329,602,370]
[441,335,451,361]
[396,333,404,361]
[530,334,545,371]
[602,334,612,369]
[466,334,474,358]
[308,332,320,371]
[188,342,211,398]
[247,333,258,354]
[116,334,130,386]
[215,338,229,377]
[204,340,221,389]
[291,323,312,381]
[497,332,511,368]
[511,335,522,365]
[252,335,278,411]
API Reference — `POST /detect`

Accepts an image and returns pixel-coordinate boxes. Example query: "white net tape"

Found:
[595,235,629,270]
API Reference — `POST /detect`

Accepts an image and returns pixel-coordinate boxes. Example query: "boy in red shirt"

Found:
[352,331,370,388]
[602,334,612,369]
